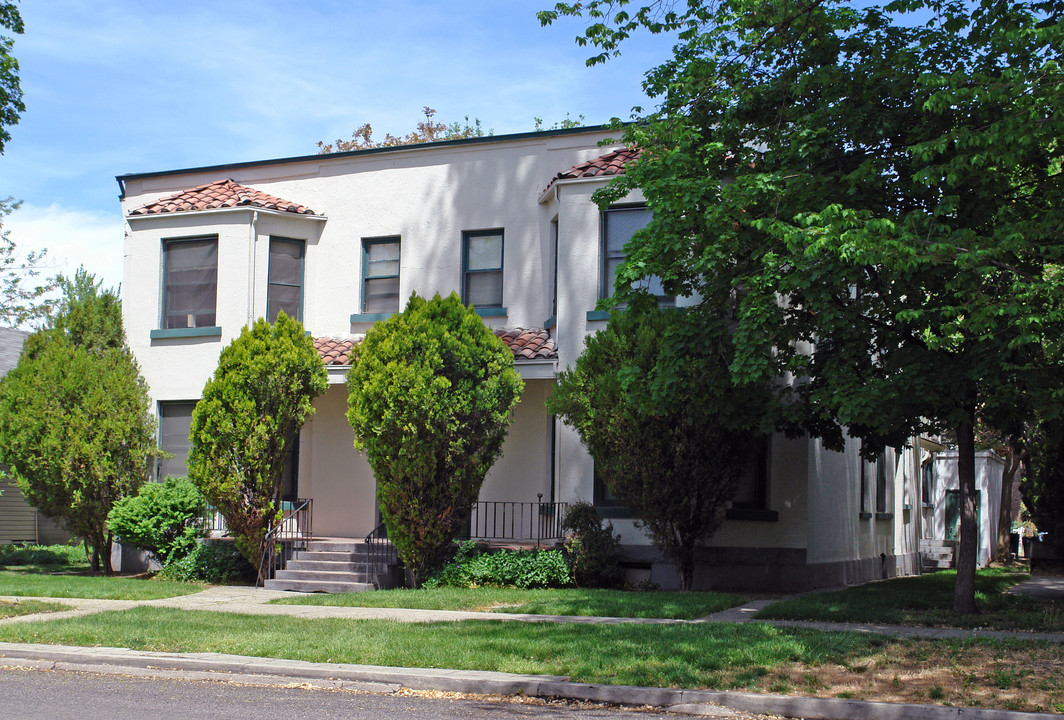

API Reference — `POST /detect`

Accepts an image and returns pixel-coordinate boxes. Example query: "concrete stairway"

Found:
[919,539,956,572]
[264,540,394,593]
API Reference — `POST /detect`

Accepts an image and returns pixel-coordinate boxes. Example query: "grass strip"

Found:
[0,606,879,687]
[270,587,744,619]
[2,607,1063,712]
[756,568,1064,632]
[0,571,205,600]
[0,599,69,619]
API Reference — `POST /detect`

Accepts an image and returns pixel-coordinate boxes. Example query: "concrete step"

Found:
[306,541,371,553]
[286,559,364,572]
[264,578,374,593]
[273,569,376,582]
[292,550,367,562]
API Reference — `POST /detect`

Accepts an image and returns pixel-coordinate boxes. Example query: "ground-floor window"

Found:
[157,401,196,481]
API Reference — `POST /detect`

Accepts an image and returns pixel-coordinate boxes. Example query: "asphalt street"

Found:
[0,667,763,720]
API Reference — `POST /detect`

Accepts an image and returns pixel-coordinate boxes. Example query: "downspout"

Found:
[248,210,259,326]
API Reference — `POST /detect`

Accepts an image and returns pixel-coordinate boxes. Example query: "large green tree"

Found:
[0,271,155,572]
[547,300,772,590]
[541,0,1064,612]
[346,292,524,586]
[188,312,327,577]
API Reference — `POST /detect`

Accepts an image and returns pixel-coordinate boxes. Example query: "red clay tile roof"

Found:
[128,179,317,217]
[545,148,639,192]
[314,328,557,367]
[315,337,357,366]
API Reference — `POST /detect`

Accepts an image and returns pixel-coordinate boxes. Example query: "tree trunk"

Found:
[103,531,114,574]
[994,441,1021,562]
[953,413,979,614]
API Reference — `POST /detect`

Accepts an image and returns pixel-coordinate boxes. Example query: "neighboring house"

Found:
[920,449,1005,569]
[0,327,70,545]
[118,126,930,592]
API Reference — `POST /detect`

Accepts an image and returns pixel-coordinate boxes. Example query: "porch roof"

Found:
[314,327,557,378]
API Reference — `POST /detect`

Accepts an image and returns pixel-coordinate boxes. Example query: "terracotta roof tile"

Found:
[315,337,358,366]
[313,328,557,367]
[129,179,317,217]
[545,148,639,192]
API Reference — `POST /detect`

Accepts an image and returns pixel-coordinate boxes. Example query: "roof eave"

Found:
[126,206,327,223]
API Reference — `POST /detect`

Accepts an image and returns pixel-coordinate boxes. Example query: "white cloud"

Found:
[4,203,125,295]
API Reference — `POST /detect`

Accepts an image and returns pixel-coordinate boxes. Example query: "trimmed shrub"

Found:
[562,501,623,588]
[159,540,254,584]
[107,476,207,564]
[425,541,572,589]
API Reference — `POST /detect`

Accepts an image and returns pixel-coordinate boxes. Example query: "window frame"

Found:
[266,236,305,322]
[160,235,218,331]
[461,229,505,312]
[360,236,401,316]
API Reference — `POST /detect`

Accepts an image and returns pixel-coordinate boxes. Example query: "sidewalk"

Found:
[2,585,1062,719]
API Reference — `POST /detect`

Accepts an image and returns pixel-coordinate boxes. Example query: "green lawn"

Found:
[0,598,69,619]
[756,568,1061,631]
[0,606,879,688]
[0,570,205,600]
[271,587,744,620]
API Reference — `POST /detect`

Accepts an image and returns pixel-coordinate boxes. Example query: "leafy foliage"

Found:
[0,1,23,154]
[1021,420,1064,555]
[542,0,1064,611]
[424,541,573,589]
[0,271,155,572]
[318,107,491,153]
[0,199,58,328]
[346,292,524,586]
[549,303,771,590]
[560,501,623,588]
[0,543,87,569]
[187,312,327,575]
[107,477,207,565]
[159,540,255,584]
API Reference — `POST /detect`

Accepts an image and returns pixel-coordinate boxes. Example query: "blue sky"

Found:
[0,0,676,293]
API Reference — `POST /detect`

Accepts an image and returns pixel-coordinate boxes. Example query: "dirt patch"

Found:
[737,638,1064,714]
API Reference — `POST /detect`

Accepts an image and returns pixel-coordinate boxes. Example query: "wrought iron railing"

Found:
[364,521,398,589]
[466,500,569,545]
[256,498,313,587]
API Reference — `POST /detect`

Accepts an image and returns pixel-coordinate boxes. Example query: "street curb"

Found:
[0,642,1053,719]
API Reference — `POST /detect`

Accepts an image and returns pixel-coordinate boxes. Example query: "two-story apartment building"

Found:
[118,126,928,591]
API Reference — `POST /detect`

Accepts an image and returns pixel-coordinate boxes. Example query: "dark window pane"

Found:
[158,402,195,481]
[466,270,502,308]
[267,284,301,322]
[364,276,399,314]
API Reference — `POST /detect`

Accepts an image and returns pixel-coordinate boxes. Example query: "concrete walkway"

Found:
[2,582,1063,719]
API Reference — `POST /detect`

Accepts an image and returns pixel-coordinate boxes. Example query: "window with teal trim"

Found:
[267,237,304,321]
[362,237,400,314]
[602,206,673,306]
[463,230,503,309]
[162,237,217,329]
[157,401,195,481]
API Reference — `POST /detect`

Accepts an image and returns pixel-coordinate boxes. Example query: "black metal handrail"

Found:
[364,521,398,589]
[467,500,568,545]
[256,498,313,587]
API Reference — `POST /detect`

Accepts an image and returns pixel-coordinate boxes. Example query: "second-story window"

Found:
[362,237,400,314]
[602,206,673,305]
[162,236,217,329]
[463,229,503,309]
[267,237,304,322]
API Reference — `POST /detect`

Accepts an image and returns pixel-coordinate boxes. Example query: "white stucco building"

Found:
[118,126,928,591]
